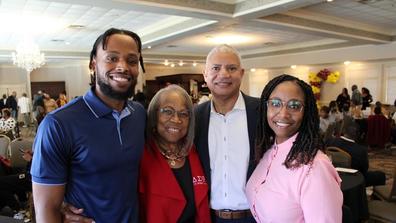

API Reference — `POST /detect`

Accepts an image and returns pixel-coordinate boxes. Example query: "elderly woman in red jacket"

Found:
[139,84,210,223]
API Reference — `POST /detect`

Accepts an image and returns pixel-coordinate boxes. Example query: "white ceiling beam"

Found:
[233,0,323,20]
[259,14,393,44]
[49,0,234,20]
[141,19,218,46]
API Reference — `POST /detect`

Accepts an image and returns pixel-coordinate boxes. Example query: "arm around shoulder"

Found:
[33,183,65,223]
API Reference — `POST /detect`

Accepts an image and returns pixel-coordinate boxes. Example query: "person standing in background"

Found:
[6,92,18,119]
[0,94,7,116]
[351,85,362,108]
[17,93,31,127]
[32,91,44,118]
[336,88,350,112]
[56,91,68,108]
[195,44,259,223]
[42,93,58,113]
[361,87,373,111]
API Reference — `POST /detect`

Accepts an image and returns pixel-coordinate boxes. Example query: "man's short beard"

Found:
[97,73,136,100]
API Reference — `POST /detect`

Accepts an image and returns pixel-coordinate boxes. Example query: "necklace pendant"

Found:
[170,160,176,166]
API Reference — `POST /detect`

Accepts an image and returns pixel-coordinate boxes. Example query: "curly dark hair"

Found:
[89,28,145,86]
[255,74,324,169]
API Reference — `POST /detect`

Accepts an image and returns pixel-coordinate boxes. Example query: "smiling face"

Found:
[267,81,305,144]
[91,34,140,101]
[203,51,244,101]
[156,91,190,150]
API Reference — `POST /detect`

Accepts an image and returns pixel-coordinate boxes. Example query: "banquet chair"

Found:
[372,167,396,202]
[9,138,33,171]
[0,134,11,157]
[325,146,352,168]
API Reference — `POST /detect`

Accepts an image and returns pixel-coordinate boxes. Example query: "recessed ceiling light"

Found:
[263,42,274,46]
[250,68,256,72]
[327,0,333,2]
[68,24,85,29]
[170,64,175,67]
[65,41,71,45]
[178,60,184,66]
[344,61,351,65]
[164,60,169,66]
[192,62,197,67]
[147,46,151,49]
[291,65,297,69]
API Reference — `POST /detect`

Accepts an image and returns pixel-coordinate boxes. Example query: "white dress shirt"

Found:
[18,96,31,114]
[208,92,250,210]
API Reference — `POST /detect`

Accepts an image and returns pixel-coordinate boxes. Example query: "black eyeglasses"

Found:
[159,107,190,120]
[266,98,304,113]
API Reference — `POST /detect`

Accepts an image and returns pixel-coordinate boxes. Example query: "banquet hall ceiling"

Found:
[0,0,395,64]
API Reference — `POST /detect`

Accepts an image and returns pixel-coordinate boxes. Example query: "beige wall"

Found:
[0,60,91,100]
[247,61,396,105]
[31,61,91,99]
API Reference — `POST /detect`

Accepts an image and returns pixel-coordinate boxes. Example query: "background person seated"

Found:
[0,149,32,218]
[0,109,16,140]
[326,125,386,187]
[367,106,391,150]
[319,105,332,134]
[329,100,343,123]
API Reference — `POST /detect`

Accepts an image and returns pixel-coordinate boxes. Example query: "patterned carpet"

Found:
[368,146,396,187]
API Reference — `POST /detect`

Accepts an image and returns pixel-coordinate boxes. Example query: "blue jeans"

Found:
[11,110,17,119]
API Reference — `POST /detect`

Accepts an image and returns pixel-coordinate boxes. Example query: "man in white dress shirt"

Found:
[194,44,259,223]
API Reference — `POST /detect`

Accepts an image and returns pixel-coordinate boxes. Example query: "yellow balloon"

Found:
[312,86,320,94]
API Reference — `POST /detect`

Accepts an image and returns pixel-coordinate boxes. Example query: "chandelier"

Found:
[12,39,45,72]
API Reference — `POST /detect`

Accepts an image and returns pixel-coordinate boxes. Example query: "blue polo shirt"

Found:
[31,89,146,223]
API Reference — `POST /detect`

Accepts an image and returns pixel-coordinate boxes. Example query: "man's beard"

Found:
[97,72,136,100]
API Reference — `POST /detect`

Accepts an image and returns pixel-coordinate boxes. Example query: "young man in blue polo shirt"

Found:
[31,28,146,223]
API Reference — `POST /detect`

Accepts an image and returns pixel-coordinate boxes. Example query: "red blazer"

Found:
[139,140,211,223]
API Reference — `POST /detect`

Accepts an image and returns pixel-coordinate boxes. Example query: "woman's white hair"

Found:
[146,84,195,155]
